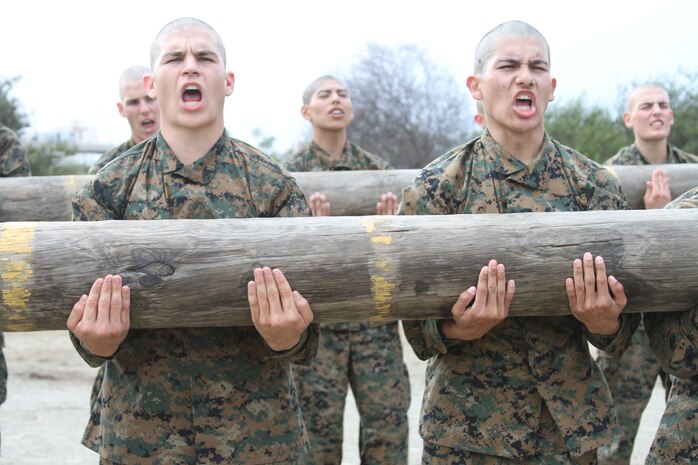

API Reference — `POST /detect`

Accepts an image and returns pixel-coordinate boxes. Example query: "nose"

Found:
[182,54,200,75]
[516,65,535,87]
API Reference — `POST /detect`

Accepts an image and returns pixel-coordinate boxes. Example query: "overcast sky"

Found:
[2,0,696,153]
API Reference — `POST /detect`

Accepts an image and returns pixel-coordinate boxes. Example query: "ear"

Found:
[224,71,235,97]
[623,112,633,129]
[301,105,312,122]
[466,75,481,99]
[117,102,126,118]
[143,73,156,99]
[549,77,557,102]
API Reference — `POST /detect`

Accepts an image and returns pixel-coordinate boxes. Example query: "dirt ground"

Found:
[1,330,664,465]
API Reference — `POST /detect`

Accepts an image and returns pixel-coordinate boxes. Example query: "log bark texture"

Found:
[0,164,696,221]
[0,209,696,331]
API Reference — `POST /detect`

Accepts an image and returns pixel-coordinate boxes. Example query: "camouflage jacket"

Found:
[71,131,319,464]
[284,139,391,332]
[284,139,391,171]
[604,143,698,165]
[0,123,31,177]
[87,138,137,174]
[400,131,639,459]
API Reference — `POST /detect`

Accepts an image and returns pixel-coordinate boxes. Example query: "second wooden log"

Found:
[0,164,695,221]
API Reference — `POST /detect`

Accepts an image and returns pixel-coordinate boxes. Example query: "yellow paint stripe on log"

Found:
[364,217,397,321]
[369,276,395,319]
[0,225,35,321]
[370,236,392,245]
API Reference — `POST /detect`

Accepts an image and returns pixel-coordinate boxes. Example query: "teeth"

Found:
[517,95,532,101]
[185,85,199,91]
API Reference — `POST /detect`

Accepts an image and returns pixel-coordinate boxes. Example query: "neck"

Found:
[489,126,545,166]
[312,127,347,159]
[161,122,224,165]
[635,138,668,164]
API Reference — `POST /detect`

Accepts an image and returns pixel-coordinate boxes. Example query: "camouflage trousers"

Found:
[596,322,667,465]
[292,321,410,465]
[422,406,597,465]
[645,376,698,465]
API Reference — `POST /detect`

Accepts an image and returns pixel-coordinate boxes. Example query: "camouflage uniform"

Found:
[88,138,137,174]
[401,131,640,464]
[71,131,319,465]
[642,186,698,464]
[597,144,698,465]
[284,140,410,465]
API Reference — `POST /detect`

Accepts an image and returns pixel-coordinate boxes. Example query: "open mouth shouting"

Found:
[183,85,202,108]
[514,93,535,117]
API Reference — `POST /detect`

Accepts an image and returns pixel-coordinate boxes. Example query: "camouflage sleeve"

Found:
[71,178,122,221]
[644,309,698,379]
[0,128,31,177]
[264,324,319,365]
[271,176,311,218]
[585,167,631,211]
[585,311,641,358]
[399,168,453,216]
[69,331,111,368]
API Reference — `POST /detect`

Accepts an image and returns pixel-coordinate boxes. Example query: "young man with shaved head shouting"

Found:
[400,20,639,464]
[68,18,318,465]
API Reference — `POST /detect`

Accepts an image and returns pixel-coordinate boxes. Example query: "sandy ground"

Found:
[0,330,664,465]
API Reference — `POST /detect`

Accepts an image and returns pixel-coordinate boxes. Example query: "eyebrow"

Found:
[495,57,549,67]
[161,49,220,61]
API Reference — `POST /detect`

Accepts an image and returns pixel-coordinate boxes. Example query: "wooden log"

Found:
[0,164,696,221]
[0,209,696,332]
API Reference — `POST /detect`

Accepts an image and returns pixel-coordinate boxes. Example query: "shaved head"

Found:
[118,65,150,100]
[303,75,345,105]
[150,17,226,69]
[626,84,670,112]
[474,20,550,74]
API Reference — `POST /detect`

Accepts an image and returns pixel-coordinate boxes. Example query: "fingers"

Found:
[120,284,131,329]
[109,275,124,326]
[309,192,330,217]
[594,255,609,296]
[252,267,270,322]
[262,268,281,316]
[97,275,114,325]
[66,294,88,332]
[451,286,476,317]
[505,279,516,309]
[376,192,399,216]
[473,264,490,307]
[582,253,596,304]
[608,275,627,308]
[83,278,104,323]
[272,268,294,314]
[572,258,584,308]
[292,290,314,325]
[565,277,577,309]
